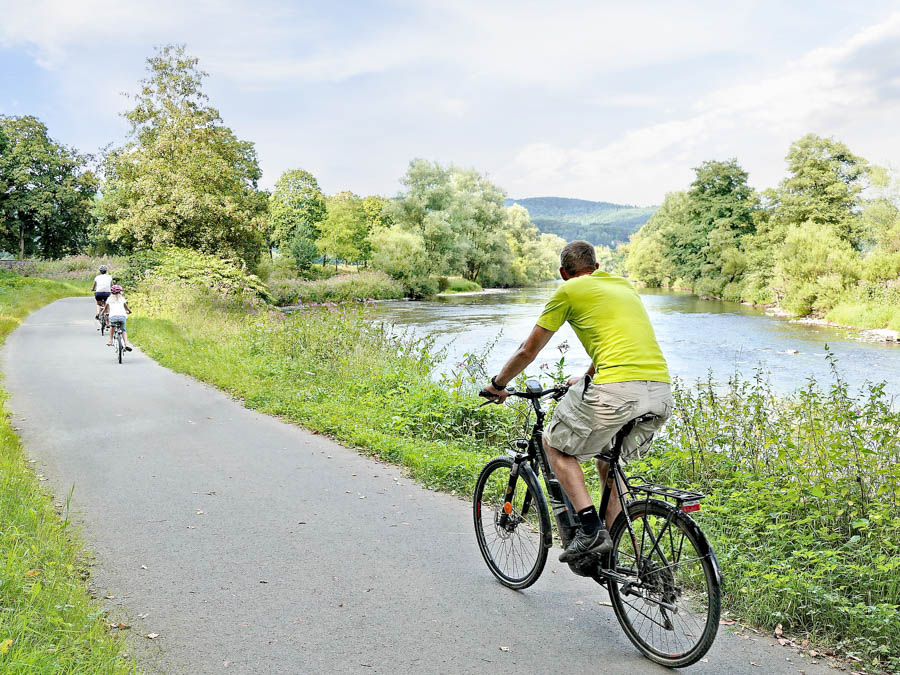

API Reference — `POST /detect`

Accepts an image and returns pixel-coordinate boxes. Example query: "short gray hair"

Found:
[560,240,596,276]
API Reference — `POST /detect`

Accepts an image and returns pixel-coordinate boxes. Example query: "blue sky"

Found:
[2,0,899,205]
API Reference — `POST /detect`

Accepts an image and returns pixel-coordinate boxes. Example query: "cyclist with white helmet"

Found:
[104,285,133,352]
[92,265,113,320]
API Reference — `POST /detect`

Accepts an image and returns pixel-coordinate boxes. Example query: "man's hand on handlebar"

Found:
[481,380,510,404]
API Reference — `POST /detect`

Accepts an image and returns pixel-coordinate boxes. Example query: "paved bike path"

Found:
[3,298,841,674]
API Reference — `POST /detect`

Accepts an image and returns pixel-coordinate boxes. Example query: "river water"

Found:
[370,284,900,396]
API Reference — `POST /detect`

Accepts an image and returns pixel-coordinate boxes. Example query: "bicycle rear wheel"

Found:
[473,457,550,589]
[117,333,123,363]
[607,499,720,667]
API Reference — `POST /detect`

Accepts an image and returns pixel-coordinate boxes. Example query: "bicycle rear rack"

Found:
[628,479,705,505]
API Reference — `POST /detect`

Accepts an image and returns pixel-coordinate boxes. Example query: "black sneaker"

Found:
[559,527,612,562]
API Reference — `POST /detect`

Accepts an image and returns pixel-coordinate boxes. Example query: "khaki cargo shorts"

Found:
[544,377,673,463]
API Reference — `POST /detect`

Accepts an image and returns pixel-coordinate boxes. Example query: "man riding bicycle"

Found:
[483,240,673,563]
[92,265,113,320]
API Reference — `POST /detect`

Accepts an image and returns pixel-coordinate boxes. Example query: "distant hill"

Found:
[506,197,657,247]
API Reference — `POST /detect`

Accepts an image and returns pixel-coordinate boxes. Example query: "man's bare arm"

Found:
[491,324,556,389]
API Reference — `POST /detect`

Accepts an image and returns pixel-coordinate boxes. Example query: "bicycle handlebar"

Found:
[477,384,568,405]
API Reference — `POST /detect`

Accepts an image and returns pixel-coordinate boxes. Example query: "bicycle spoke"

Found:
[609,502,719,665]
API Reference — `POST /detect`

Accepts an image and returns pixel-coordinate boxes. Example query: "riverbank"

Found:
[763,307,900,343]
[127,269,899,672]
[638,281,900,345]
[0,273,130,671]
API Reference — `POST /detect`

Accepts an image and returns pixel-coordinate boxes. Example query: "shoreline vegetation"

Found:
[0,272,131,671]
[121,250,898,672]
[622,138,900,338]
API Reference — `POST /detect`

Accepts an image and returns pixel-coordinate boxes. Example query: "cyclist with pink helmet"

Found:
[104,285,133,352]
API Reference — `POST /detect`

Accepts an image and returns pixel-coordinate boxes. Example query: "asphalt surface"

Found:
[2,297,843,674]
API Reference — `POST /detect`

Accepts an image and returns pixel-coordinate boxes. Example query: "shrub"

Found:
[444,278,482,293]
[268,270,404,305]
[125,247,269,301]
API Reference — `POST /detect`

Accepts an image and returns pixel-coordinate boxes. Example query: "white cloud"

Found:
[502,12,900,204]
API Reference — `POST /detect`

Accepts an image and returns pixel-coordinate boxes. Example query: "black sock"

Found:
[577,505,601,534]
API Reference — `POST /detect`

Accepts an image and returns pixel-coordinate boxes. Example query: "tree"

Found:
[625,192,688,287]
[371,227,428,281]
[447,168,510,282]
[0,115,98,259]
[268,168,327,253]
[661,159,757,290]
[771,134,871,245]
[775,221,861,314]
[361,195,392,231]
[496,204,562,286]
[386,159,457,275]
[386,159,512,281]
[100,44,266,265]
[288,226,319,271]
[317,191,371,268]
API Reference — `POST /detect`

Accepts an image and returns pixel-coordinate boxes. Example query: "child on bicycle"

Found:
[104,285,133,352]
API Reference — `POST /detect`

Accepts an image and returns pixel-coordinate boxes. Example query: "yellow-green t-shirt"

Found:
[536,271,670,384]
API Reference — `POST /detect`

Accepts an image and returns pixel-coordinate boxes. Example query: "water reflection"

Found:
[370,285,900,396]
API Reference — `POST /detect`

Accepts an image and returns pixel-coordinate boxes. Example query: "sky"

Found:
[2,0,900,206]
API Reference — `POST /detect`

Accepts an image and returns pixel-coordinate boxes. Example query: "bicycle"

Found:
[97,310,109,336]
[473,379,721,668]
[109,318,126,364]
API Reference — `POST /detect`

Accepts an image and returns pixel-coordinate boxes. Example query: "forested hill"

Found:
[506,197,657,247]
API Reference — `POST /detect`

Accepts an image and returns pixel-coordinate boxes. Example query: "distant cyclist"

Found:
[483,240,673,563]
[104,285,133,352]
[92,265,113,321]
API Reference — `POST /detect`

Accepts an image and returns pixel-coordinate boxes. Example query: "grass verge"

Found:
[130,279,899,673]
[0,273,131,672]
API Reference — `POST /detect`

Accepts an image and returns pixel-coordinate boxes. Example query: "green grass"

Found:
[0,273,131,672]
[827,301,900,332]
[442,278,482,294]
[129,278,900,671]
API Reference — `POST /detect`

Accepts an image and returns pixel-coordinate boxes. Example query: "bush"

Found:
[633,365,900,667]
[125,247,269,301]
[444,278,482,293]
[7,255,128,281]
[267,270,405,305]
[403,276,439,299]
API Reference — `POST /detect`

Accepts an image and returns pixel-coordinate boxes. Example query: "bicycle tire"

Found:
[473,457,551,589]
[607,498,720,668]
[117,332,123,363]
[100,317,106,336]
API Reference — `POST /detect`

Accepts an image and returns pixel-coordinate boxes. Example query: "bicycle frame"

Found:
[501,390,634,549]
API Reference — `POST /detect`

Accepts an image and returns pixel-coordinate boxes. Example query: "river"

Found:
[370,284,900,396]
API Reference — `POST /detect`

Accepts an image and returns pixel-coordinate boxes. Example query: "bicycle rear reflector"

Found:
[682,501,701,513]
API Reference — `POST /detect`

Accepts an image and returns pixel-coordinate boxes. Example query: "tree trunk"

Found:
[18,226,25,260]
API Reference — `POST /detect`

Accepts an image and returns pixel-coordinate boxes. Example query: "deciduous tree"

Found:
[100,44,266,265]
[0,115,98,259]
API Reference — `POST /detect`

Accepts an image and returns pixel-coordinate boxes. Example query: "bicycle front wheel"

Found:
[473,457,550,589]
[608,499,721,668]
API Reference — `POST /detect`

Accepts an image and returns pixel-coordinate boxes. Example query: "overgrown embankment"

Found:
[0,273,131,672]
[126,251,899,672]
